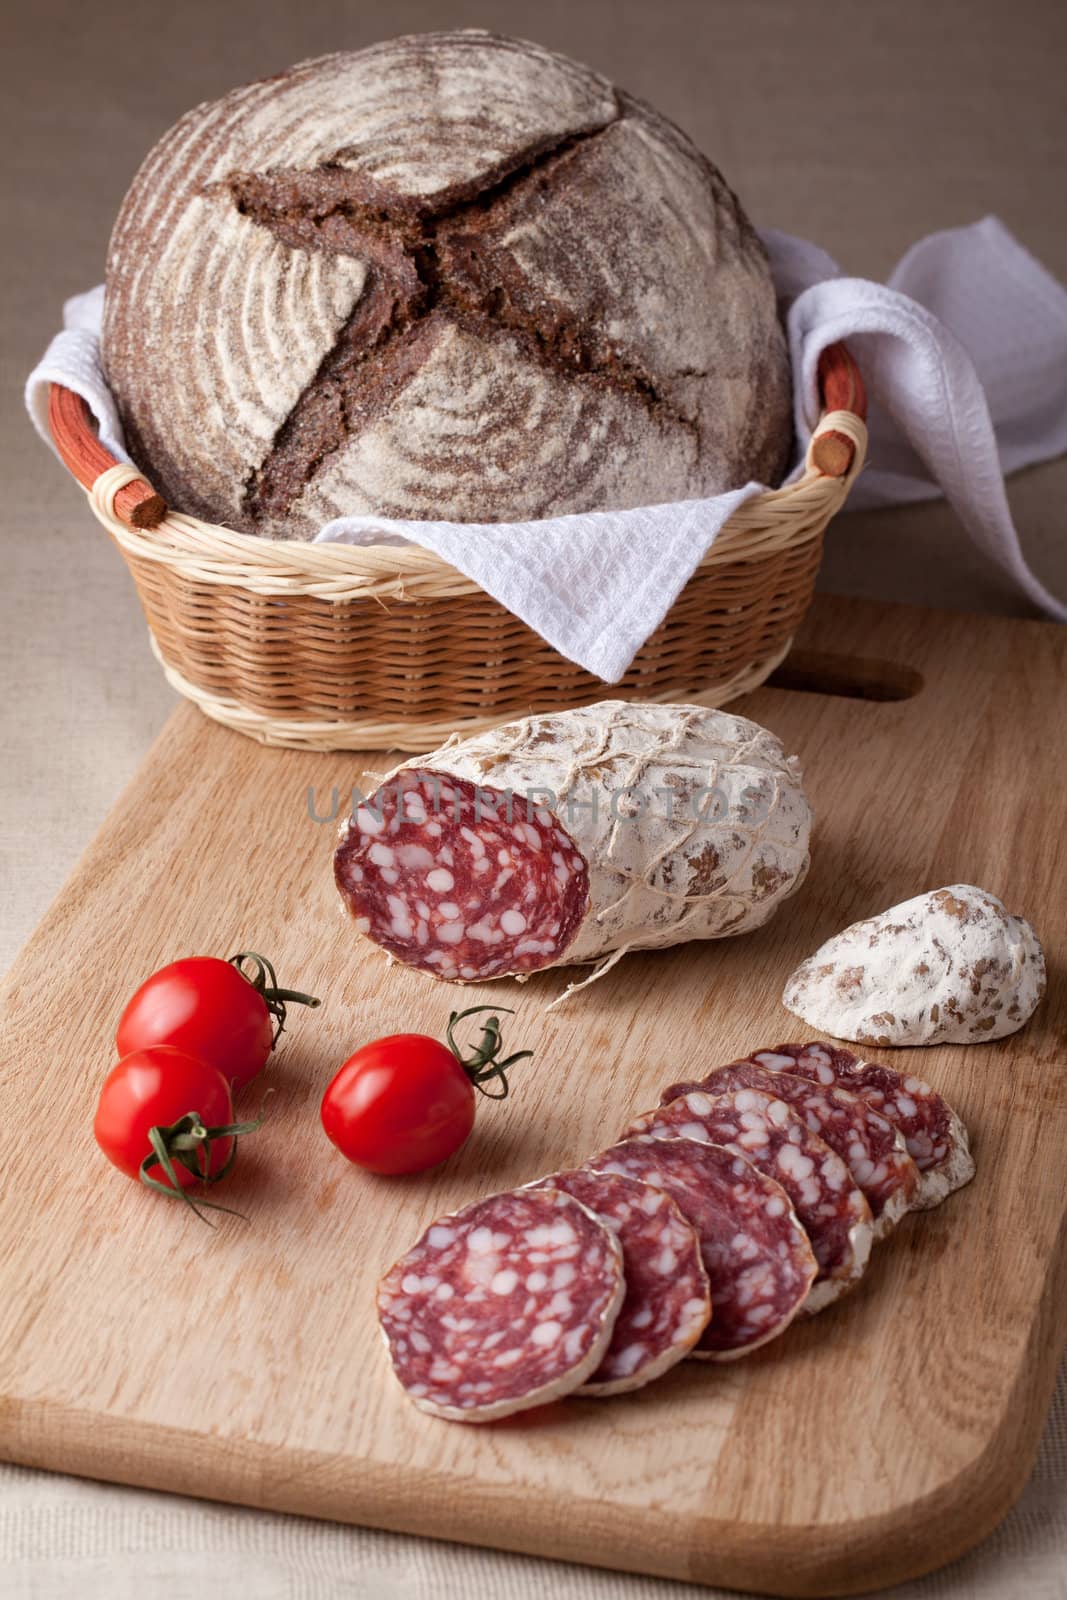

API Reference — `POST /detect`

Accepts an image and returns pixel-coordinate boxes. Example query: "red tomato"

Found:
[321,1034,475,1176]
[321,1009,532,1177]
[94,1046,236,1189]
[116,953,318,1092]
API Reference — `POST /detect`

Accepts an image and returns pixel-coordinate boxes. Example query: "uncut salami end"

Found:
[377,1187,624,1422]
[626,1089,873,1312]
[662,1060,920,1240]
[585,1136,816,1360]
[750,1042,975,1209]
[528,1168,711,1395]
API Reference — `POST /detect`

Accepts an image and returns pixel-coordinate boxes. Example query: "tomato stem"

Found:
[229,951,321,1047]
[139,1109,263,1225]
[445,1006,533,1100]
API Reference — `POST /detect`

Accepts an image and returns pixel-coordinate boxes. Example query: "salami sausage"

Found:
[625,1089,873,1311]
[527,1168,711,1394]
[661,1061,920,1239]
[584,1136,816,1359]
[335,701,811,990]
[748,1042,975,1209]
[377,1187,624,1421]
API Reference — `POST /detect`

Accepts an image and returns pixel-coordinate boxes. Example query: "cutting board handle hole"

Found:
[768,651,924,702]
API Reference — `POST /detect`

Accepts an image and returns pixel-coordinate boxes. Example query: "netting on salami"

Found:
[528,1168,711,1394]
[625,1089,873,1310]
[335,701,812,990]
[584,1137,816,1359]
[377,1187,624,1421]
[661,1061,920,1239]
[749,1042,975,1209]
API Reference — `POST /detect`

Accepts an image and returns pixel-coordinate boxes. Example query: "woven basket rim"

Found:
[47,344,868,598]
[44,345,867,750]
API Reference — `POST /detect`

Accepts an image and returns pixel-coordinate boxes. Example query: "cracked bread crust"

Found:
[102,30,793,538]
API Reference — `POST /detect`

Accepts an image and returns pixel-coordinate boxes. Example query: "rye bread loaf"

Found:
[102,30,793,539]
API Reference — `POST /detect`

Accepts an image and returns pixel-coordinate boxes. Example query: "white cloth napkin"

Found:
[26,217,1067,680]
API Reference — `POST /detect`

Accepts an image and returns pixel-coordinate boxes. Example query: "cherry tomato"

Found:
[116,952,319,1092]
[322,1034,474,1175]
[320,1009,532,1176]
[94,1046,237,1189]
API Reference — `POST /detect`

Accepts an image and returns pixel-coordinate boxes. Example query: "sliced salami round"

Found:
[749,1042,975,1209]
[335,701,811,988]
[527,1168,711,1395]
[584,1136,816,1359]
[625,1089,873,1312]
[377,1187,624,1421]
[661,1061,920,1240]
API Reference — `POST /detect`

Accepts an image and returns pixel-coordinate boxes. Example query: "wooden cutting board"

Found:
[1,594,1065,1596]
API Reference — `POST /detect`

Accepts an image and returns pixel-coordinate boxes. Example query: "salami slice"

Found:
[584,1136,816,1359]
[335,701,811,989]
[527,1168,711,1394]
[748,1042,975,1209]
[625,1089,873,1311]
[377,1187,624,1421]
[661,1062,920,1239]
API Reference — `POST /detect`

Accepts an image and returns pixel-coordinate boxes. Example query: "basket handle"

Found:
[811,343,867,477]
[48,338,867,529]
[47,384,166,529]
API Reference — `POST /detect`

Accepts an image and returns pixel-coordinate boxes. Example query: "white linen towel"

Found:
[26,217,1067,680]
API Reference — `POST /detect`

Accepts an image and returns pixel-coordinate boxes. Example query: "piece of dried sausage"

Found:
[584,1136,816,1358]
[625,1089,873,1311]
[661,1060,920,1238]
[527,1167,710,1394]
[377,1187,624,1421]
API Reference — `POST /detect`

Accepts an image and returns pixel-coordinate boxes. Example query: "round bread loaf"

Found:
[102,30,793,538]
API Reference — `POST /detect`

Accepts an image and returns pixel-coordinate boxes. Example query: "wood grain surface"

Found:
[1,593,1064,1597]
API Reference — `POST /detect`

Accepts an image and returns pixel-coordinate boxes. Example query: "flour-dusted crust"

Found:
[102,31,792,536]
[661,1060,920,1241]
[751,1043,975,1210]
[377,1186,625,1421]
[584,1136,817,1359]
[783,885,1046,1047]
[334,701,812,987]
[625,1089,873,1311]
[527,1168,710,1394]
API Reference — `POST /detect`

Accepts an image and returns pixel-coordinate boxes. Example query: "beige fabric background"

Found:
[2,0,1064,1594]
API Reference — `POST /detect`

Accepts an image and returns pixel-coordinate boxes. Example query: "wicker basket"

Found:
[48,345,866,752]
